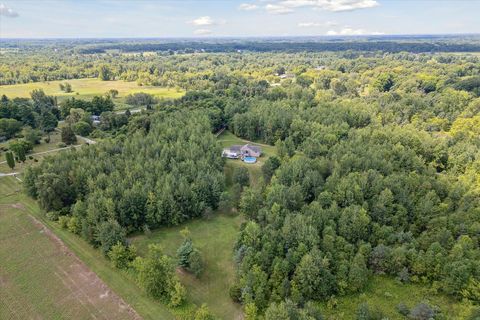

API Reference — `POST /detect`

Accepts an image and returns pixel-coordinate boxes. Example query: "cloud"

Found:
[189,16,215,26]
[265,0,379,14]
[188,16,226,27]
[326,27,384,35]
[239,3,259,11]
[194,29,213,35]
[265,4,294,14]
[0,3,19,17]
[298,21,337,27]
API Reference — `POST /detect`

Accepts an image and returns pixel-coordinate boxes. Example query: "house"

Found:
[222,144,262,159]
[241,144,262,157]
[222,145,242,159]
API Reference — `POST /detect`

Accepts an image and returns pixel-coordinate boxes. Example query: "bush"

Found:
[73,121,92,136]
[46,211,60,221]
[397,303,410,316]
[108,242,137,269]
[57,142,67,148]
[67,216,82,234]
[58,215,70,229]
[409,302,437,320]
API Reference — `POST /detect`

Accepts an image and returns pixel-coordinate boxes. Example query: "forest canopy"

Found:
[24,110,225,252]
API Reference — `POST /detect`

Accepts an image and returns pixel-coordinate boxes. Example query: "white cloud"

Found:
[326,27,384,35]
[265,4,294,14]
[194,29,213,35]
[189,16,215,26]
[239,3,259,11]
[0,3,19,17]
[265,0,379,14]
[298,21,337,27]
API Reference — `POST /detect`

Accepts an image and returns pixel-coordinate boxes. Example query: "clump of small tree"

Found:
[59,82,73,93]
[177,228,203,277]
[61,125,77,145]
[133,244,186,307]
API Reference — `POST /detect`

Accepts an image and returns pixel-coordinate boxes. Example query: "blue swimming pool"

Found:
[243,156,257,164]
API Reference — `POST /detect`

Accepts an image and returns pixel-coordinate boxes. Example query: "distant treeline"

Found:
[75,40,480,54]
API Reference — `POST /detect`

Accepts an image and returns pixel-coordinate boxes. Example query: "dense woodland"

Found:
[1,38,479,318]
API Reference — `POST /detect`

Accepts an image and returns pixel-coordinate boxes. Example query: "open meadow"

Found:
[0,78,184,109]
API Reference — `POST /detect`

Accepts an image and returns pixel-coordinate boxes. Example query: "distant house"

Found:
[222,144,262,159]
[241,144,261,157]
[91,115,101,125]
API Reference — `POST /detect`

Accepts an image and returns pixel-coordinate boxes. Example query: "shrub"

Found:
[58,216,70,229]
[46,211,59,221]
[108,242,137,269]
[409,302,437,320]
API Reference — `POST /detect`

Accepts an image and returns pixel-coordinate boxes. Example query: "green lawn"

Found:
[131,212,244,320]
[319,276,475,319]
[0,78,184,109]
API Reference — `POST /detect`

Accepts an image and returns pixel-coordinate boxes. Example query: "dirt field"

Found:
[0,177,140,320]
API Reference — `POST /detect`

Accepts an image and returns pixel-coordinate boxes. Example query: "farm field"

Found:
[0,78,184,109]
[0,176,176,320]
[0,177,140,320]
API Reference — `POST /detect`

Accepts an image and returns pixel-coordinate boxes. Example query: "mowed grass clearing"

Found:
[131,213,244,320]
[0,177,140,320]
[0,78,184,109]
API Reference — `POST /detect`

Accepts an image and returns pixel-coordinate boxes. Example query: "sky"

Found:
[0,0,479,38]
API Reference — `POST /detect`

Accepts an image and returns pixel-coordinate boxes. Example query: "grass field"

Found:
[0,131,84,173]
[131,213,244,320]
[0,177,140,320]
[319,276,476,319]
[0,78,184,109]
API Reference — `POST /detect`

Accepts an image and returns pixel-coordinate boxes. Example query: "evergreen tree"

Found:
[5,151,15,170]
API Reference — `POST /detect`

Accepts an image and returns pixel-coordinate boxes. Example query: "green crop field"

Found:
[0,78,184,109]
[0,177,140,320]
